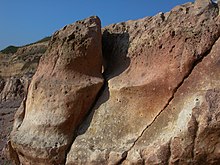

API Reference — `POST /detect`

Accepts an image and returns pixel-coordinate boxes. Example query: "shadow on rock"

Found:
[102,30,130,80]
[77,31,130,135]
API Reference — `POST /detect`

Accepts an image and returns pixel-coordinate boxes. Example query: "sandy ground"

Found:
[0,99,22,165]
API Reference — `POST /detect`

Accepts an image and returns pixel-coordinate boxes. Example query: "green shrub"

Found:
[0,46,19,54]
[0,36,51,54]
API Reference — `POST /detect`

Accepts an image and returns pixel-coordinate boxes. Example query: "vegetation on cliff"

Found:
[0,36,51,54]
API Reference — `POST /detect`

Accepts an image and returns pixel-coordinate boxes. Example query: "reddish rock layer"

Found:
[66,1,220,165]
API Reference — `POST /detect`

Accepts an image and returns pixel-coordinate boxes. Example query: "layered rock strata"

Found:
[0,41,48,101]
[0,41,48,164]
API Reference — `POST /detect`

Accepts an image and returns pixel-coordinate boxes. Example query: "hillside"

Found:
[0,38,49,164]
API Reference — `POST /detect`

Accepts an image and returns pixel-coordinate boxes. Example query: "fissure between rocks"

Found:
[117,30,220,163]
[20,79,30,127]
[10,82,30,165]
[167,139,172,164]
[191,113,199,160]
[63,76,107,165]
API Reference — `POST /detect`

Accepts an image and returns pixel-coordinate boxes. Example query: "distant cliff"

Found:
[0,38,49,164]
[0,38,50,101]
[2,0,220,164]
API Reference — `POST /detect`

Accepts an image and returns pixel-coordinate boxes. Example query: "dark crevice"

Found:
[63,31,130,164]
[116,151,128,165]
[76,78,109,136]
[7,141,20,165]
[120,28,220,160]
[63,132,77,165]
[63,76,108,165]
[166,139,172,165]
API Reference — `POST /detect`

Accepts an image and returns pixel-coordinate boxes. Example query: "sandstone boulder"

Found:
[9,16,103,165]
[66,2,220,164]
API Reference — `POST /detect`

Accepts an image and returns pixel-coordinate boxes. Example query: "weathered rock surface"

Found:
[0,76,28,101]
[0,42,48,77]
[0,40,49,164]
[4,0,220,165]
[0,41,49,101]
[194,0,211,10]
[9,16,103,164]
[124,32,220,165]
[124,39,220,165]
[0,100,22,164]
[66,1,220,165]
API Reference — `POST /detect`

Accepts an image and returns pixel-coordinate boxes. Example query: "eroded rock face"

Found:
[0,41,48,102]
[5,1,220,165]
[0,37,49,164]
[194,0,211,9]
[9,16,103,165]
[0,76,29,101]
[66,2,220,165]
[124,35,220,165]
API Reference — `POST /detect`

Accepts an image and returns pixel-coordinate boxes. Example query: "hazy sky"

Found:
[0,0,193,50]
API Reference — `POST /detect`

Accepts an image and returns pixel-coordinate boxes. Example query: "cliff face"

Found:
[8,16,104,165]
[3,0,220,165]
[66,1,220,165]
[0,40,49,164]
[0,41,49,101]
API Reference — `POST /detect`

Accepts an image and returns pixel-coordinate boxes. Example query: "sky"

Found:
[0,0,193,50]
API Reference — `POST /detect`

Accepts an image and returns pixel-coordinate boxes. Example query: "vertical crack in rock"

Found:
[5,3,220,164]
[120,30,220,162]
[5,141,20,165]
[167,139,172,165]
[9,16,104,165]
[13,78,30,130]
[63,79,106,164]
[190,113,199,160]
[115,151,128,165]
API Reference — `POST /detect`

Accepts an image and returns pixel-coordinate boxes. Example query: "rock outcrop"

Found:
[0,41,49,101]
[124,34,220,165]
[4,0,220,165]
[66,1,220,165]
[9,16,103,165]
[0,40,49,164]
